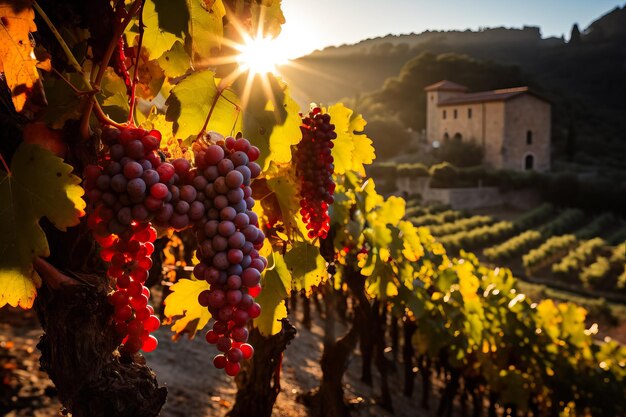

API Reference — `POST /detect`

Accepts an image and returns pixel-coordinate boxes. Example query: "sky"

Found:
[273,0,624,60]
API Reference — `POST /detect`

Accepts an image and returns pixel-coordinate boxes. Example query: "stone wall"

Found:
[422,186,541,210]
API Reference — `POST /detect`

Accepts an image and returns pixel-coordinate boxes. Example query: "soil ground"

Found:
[0,306,442,417]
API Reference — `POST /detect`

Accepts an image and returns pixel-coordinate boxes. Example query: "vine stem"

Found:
[0,153,10,175]
[127,0,145,125]
[196,84,227,140]
[33,1,84,75]
[34,0,133,136]
[80,0,143,138]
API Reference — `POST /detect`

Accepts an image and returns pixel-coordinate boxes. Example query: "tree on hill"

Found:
[569,24,581,45]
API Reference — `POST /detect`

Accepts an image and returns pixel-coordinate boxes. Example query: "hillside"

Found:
[280,4,626,168]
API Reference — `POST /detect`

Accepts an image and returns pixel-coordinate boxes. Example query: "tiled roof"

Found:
[424,80,468,92]
[437,87,548,105]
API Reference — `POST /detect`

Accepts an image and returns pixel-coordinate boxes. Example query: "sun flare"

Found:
[235,35,287,75]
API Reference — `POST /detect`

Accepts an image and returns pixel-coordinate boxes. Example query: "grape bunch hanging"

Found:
[84,126,265,376]
[294,107,337,239]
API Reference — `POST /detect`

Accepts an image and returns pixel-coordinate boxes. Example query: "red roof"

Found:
[437,86,548,106]
[424,80,468,92]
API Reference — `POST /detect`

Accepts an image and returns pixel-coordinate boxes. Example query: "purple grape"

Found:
[220,206,237,221]
[212,235,228,251]
[142,169,160,187]
[208,290,226,309]
[175,200,190,214]
[218,158,234,176]
[189,201,205,221]
[205,145,225,165]
[123,161,143,179]
[96,174,111,191]
[218,221,236,237]
[234,213,249,228]
[226,290,242,305]
[111,174,128,193]
[180,185,197,203]
[117,207,132,225]
[231,151,249,167]
[228,232,245,249]
[227,188,244,204]
[127,178,147,197]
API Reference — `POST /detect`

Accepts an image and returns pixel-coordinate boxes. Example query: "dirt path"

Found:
[1,306,442,417]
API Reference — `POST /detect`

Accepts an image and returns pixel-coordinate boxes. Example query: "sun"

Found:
[235,35,287,75]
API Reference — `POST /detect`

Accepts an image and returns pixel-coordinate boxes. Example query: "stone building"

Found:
[425,80,551,171]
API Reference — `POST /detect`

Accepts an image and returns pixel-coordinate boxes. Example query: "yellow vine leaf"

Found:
[0,143,85,309]
[327,103,375,175]
[327,103,354,174]
[348,113,376,175]
[253,252,291,336]
[284,242,327,295]
[0,4,49,113]
[163,278,211,339]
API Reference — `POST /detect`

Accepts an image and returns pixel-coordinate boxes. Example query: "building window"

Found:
[453,109,458,119]
[524,154,534,170]
[526,130,533,145]
[468,108,472,119]
[443,110,447,119]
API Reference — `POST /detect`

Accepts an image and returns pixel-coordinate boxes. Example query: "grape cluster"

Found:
[191,136,265,376]
[294,107,337,239]
[84,126,166,354]
[101,223,160,354]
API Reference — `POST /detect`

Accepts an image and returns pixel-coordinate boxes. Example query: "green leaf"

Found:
[157,41,191,78]
[254,252,291,336]
[97,68,130,123]
[165,70,241,141]
[242,76,302,170]
[284,242,327,294]
[186,0,225,63]
[0,143,85,309]
[142,0,188,61]
[41,73,89,129]
[163,278,211,338]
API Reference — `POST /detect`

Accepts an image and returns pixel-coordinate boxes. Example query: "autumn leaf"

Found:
[0,4,49,114]
[0,143,85,309]
[163,278,211,339]
[165,70,242,141]
[254,252,291,336]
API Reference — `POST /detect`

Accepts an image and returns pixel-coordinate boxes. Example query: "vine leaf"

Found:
[249,0,285,38]
[163,278,211,339]
[284,242,327,295]
[165,70,241,141]
[0,4,50,114]
[327,103,375,176]
[157,41,190,78]
[98,68,130,123]
[186,0,225,64]
[141,0,187,61]
[0,143,85,309]
[254,252,291,336]
[242,75,302,171]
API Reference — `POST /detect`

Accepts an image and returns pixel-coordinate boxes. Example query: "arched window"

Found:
[524,154,534,170]
[526,130,533,145]
[453,109,458,119]
[443,132,450,142]
[443,110,447,119]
